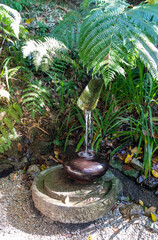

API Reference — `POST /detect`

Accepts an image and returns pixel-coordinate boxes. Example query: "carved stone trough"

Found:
[32,165,122,223]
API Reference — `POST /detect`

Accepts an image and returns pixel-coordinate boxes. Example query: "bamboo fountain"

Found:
[32,78,122,223]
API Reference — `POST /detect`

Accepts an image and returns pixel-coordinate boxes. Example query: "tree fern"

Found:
[79,0,158,85]
[22,79,51,119]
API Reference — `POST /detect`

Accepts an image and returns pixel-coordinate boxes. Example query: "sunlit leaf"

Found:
[131,146,143,155]
[151,212,158,222]
[139,199,144,206]
[40,164,46,171]
[0,89,10,100]
[152,170,158,178]
[125,153,133,163]
[25,18,33,24]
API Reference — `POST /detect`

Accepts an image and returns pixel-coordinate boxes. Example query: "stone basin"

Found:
[32,165,122,223]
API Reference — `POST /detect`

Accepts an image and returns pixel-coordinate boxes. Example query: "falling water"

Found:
[85,110,93,154]
[78,110,93,158]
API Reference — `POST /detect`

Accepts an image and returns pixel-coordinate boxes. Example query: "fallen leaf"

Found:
[88,236,92,240]
[112,227,120,234]
[40,164,46,171]
[139,199,144,206]
[151,212,158,222]
[17,142,22,152]
[124,154,133,163]
[111,203,119,213]
[12,173,17,181]
[117,153,124,161]
[152,170,158,178]
[145,206,157,213]
[25,18,33,24]
[131,146,143,155]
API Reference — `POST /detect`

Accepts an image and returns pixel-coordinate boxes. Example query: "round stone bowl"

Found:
[63,151,109,182]
[32,165,122,223]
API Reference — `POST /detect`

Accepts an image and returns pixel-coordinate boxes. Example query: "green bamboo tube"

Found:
[77,78,103,111]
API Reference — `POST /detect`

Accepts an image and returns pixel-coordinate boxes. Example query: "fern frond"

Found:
[52,11,82,51]
[22,80,51,118]
[79,1,158,84]
[0,103,22,153]
[22,37,73,71]
[0,4,21,39]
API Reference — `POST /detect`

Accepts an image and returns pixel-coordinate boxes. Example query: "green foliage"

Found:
[114,64,158,112]
[121,104,158,177]
[51,11,82,52]
[0,101,22,153]
[79,0,158,85]
[22,79,51,119]
[22,37,76,71]
[1,0,32,12]
[92,104,127,152]
[0,3,27,41]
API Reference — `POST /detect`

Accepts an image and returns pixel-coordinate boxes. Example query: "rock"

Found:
[0,163,14,178]
[119,203,143,219]
[131,158,143,171]
[32,166,123,223]
[38,140,52,155]
[143,176,158,190]
[27,165,40,178]
[136,174,145,184]
[145,220,158,233]
[110,158,139,179]
[145,206,157,215]
[155,188,158,196]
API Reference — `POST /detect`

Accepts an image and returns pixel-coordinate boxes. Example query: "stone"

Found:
[143,176,158,190]
[136,174,145,184]
[19,157,29,169]
[110,159,139,179]
[32,165,123,223]
[119,203,143,219]
[154,188,158,196]
[131,158,143,171]
[0,163,14,178]
[145,220,158,233]
[27,165,40,178]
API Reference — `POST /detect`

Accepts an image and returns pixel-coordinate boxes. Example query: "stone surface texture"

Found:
[32,165,122,223]
[0,169,158,240]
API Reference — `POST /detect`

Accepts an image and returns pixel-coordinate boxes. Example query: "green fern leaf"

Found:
[0,136,8,151]
[8,108,20,123]
[13,102,23,118]
[0,4,21,38]
[0,144,4,153]
[3,116,14,132]
[79,1,158,84]
[0,125,11,144]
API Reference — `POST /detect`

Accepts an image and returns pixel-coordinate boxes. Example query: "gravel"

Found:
[0,170,157,240]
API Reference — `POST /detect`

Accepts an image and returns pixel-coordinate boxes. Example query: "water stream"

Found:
[78,110,93,158]
[85,110,92,154]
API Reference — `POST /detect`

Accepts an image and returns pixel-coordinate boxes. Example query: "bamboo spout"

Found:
[77,78,103,111]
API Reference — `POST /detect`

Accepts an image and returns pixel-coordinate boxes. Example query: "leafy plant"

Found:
[1,0,32,12]
[114,65,158,112]
[22,37,76,71]
[22,79,51,119]
[51,11,82,52]
[0,3,27,41]
[79,0,158,85]
[0,99,22,153]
